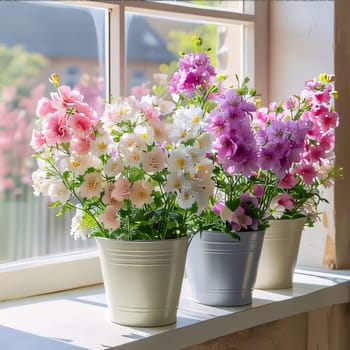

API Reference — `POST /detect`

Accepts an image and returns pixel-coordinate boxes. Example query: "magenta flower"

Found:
[212,201,225,216]
[278,173,297,189]
[295,163,316,185]
[273,193,296,210]
[169,52,216,96]
[253,184,264,198]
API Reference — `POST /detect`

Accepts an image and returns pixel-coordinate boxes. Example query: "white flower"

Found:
[149,119,171,143]
[102,100,131,126]
[196,132,213,154]
[60,154,102,176]
[119,133,138,152]
[134,124,154,146]
[90,132,113,156]
[191,176,214,212]
[177,188,195,209]
[123,147,143,167]
[104,157,123,177]
[164,171,188,193]
[170,105,204,142]
[157,98,175,114]
[47,179,70,203]
[167,146,192,172]
[196,158,214,179]
[71,209,90,240]
[220,205,233,223]
[188,146,204,164]
[31,170,47,196]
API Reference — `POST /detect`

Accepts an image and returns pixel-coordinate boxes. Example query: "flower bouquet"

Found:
[253,73,340,227]
[31,73,214,241]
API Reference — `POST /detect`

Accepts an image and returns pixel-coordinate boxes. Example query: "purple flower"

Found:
[207,88,258,176]
[212,201,224,216]
[206,109,228,137]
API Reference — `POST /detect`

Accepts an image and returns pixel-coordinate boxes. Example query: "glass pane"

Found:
[150,0,244,13]
[125,13,243,95]
[0,1,107,263]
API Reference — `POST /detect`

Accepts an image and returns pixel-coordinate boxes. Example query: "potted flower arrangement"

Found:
[185,73,285,306]
[30,58,215,326]
[253,73,340,289]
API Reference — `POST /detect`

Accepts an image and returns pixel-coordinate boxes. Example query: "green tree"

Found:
[0,45,48,93]
[160,24,218,75]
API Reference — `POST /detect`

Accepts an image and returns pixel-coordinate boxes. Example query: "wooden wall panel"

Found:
[184,303,350,350]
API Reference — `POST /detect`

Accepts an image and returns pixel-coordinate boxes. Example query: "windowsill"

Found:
[1,267,350,350]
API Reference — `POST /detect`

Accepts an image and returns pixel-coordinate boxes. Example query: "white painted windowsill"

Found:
[1,267,350,350]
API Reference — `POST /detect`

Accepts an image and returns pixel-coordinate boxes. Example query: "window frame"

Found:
[0,0,267,301]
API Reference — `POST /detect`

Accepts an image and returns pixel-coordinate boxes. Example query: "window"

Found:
[0,0,266,300]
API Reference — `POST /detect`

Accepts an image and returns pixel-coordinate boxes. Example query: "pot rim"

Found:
[94,235,190,244]
[267,217,307,224]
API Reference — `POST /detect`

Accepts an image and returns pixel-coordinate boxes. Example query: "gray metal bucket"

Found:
[95,236,188,327]
[186,230,265,306]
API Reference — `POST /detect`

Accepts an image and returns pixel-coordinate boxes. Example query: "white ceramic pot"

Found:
[95,236,188,327]
[255,217,306,290]
[186,230,265,306]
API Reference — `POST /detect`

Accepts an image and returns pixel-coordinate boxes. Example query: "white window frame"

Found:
[0,0,268,301]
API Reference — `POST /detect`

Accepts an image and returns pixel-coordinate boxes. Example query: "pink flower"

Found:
[51,85,82,109]
[44,111,71,145]
[309,145,326,163]
[2,86,16,103]
[102,183,123,207]
[111,178,130,202]
[129,180,154,208]
[274,193,296,210]
[315,106,339,131]
[79,173,104,199]
[143,107,160,123]
[69,136,90,154]
[220,205,234,223]
[142,147,166,173]
[68,112,94,138]
[278,173,297,189]
[36,97,55,117]
[98,205,120,230]
[30,130,46,151]
[296,163,316,185]
[130,83,150,100]
[319,133,335,152]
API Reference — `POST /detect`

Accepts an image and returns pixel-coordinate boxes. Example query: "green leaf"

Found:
[226,198,240,212]
[48,200,61,209]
